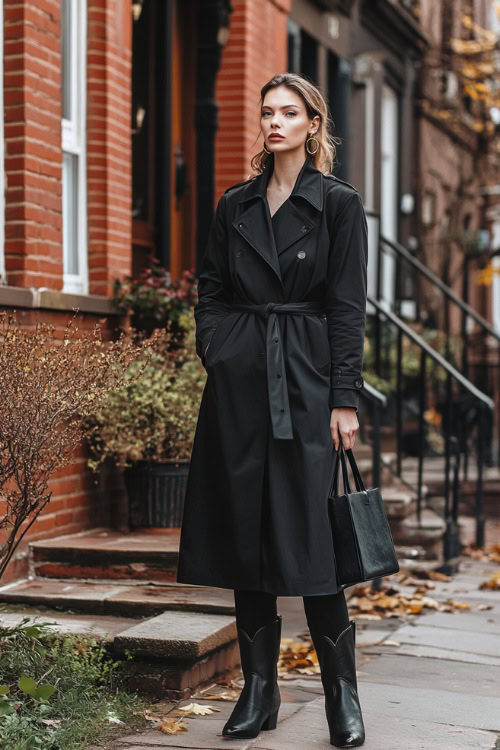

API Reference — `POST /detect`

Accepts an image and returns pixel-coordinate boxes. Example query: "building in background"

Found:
[0,0,498,583]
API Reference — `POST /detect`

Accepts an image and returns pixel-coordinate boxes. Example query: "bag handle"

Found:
[330,444,366,497]
[331,445,350,496]
[345,447,366,491]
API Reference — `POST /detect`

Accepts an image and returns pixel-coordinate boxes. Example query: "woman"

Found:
[176,72,368,748]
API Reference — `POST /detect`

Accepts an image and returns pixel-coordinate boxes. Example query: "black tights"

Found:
[234,588,350,641]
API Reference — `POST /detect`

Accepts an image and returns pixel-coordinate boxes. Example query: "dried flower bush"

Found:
[0,311,164,579]
[83,311,206,472]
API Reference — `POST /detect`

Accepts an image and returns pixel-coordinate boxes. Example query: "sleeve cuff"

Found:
[329,388,360,411]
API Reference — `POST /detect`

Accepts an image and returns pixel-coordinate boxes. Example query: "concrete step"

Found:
[0,608,238,701]
[430,478,500,519]
[0,609,139,642]
[382,486,418,520]
[391,508,447,560]
[0,578,234,618]
[113,611,239,700]
[29,528,180,582]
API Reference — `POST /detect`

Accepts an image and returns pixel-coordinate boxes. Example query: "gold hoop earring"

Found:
[306,135,319,155]
[263,142,271,154]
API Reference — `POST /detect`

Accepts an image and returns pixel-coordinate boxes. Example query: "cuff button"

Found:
[354,377,363,388]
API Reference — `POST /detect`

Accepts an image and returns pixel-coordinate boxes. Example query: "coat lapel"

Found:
[272,201,317,256]
[233,198,283,286]
[233,153,324,283]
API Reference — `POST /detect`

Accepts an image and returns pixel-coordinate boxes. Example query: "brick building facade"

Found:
[0,0,498,583]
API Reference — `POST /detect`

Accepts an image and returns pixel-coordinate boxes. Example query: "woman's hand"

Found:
[330,407,359,451]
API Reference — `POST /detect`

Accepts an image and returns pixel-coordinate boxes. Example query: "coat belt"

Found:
[231,301,326,440]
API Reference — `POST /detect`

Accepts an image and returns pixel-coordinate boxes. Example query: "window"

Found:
[61,0,87,294]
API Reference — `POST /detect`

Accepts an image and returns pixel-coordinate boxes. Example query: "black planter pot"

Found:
[123,460,190,529]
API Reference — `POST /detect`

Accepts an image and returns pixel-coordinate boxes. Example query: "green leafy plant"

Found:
[0,613,144,750]
[83,312,207,471]
[113,257,198,330]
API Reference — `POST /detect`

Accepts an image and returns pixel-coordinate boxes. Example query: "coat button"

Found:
[236,251,242,258]
[301,225,308,233]
[274,337,279,343]
[354,377,364,388]
[280,408,285,413]
[277,373,281,378]
[297,250,306,259]
[238,222,244,228]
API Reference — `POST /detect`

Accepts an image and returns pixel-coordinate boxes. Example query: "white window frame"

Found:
[62,0,88,295]
[0,0,5,286]
[379,82,399,312]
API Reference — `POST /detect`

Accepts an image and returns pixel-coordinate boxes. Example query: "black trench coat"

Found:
[176,153,368,596]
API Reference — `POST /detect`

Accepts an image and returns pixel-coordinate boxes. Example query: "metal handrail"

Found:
[378,233,500,343]
[368,297,494,411]
[365,294,493,567]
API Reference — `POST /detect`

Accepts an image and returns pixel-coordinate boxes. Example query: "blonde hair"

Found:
[250,73,341,175]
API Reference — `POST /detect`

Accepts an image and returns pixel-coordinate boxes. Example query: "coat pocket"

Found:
[204,314,233,369]
[315,315,331,372]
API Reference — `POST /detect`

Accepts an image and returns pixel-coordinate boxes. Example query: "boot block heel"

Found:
[261,707,279,731]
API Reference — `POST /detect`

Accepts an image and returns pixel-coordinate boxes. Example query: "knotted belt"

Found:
[232,301,326,440]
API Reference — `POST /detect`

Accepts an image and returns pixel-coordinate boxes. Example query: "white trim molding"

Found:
[61,0,88,295]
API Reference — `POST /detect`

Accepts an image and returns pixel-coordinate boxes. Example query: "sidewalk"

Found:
[104,552,500,750]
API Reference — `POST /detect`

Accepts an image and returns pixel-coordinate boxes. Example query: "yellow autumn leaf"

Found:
[158,718,188,735]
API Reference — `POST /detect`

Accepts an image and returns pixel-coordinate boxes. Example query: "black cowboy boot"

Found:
[310,620,365,747]
[222,615,281,738]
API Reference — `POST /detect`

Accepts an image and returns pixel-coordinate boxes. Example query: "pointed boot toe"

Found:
[310,621,365,748]
[221,615,282,739]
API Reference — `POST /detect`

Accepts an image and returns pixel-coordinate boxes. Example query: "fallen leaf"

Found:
[476,604,494,610]
[177,702,221,716]
[383,640,401,647]
[427,571,452,582]
[353,613,383,620]
[158,718,189,735]
[194,689,241,701]
[479,571,500,590]
[296,665,321,675]
[106,711,125,725]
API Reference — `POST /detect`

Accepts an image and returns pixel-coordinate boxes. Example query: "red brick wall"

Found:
[215,0,291,201]
[87,0,133,296]
[3,0,63,289]
[0,0,133,584]
[3,0,133,294]
[0,307,128,586]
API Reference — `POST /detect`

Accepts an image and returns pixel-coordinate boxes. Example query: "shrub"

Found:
[83,312,206,471]
[0,311,163,579]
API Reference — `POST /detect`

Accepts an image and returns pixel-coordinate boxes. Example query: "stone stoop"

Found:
[0,609,238,701]
[28,528,181,582]
[113,612,239,700]
[0,578,235,618]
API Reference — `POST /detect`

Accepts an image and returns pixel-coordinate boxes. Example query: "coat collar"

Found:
[237,153,324,211]
[233,154,323,294]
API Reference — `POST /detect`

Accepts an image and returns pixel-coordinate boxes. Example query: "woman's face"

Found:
[261,85,319,156]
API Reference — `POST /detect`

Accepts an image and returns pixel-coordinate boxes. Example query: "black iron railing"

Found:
[365,296,494,568]
[369,217,500,468]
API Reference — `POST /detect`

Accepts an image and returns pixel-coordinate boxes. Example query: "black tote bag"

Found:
[328,445,400,587]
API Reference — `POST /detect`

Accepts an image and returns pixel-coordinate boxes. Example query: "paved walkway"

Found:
[106,550,500,750]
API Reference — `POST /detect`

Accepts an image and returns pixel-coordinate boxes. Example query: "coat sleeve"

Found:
[326,190,368,411]
[194,194,234,366]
